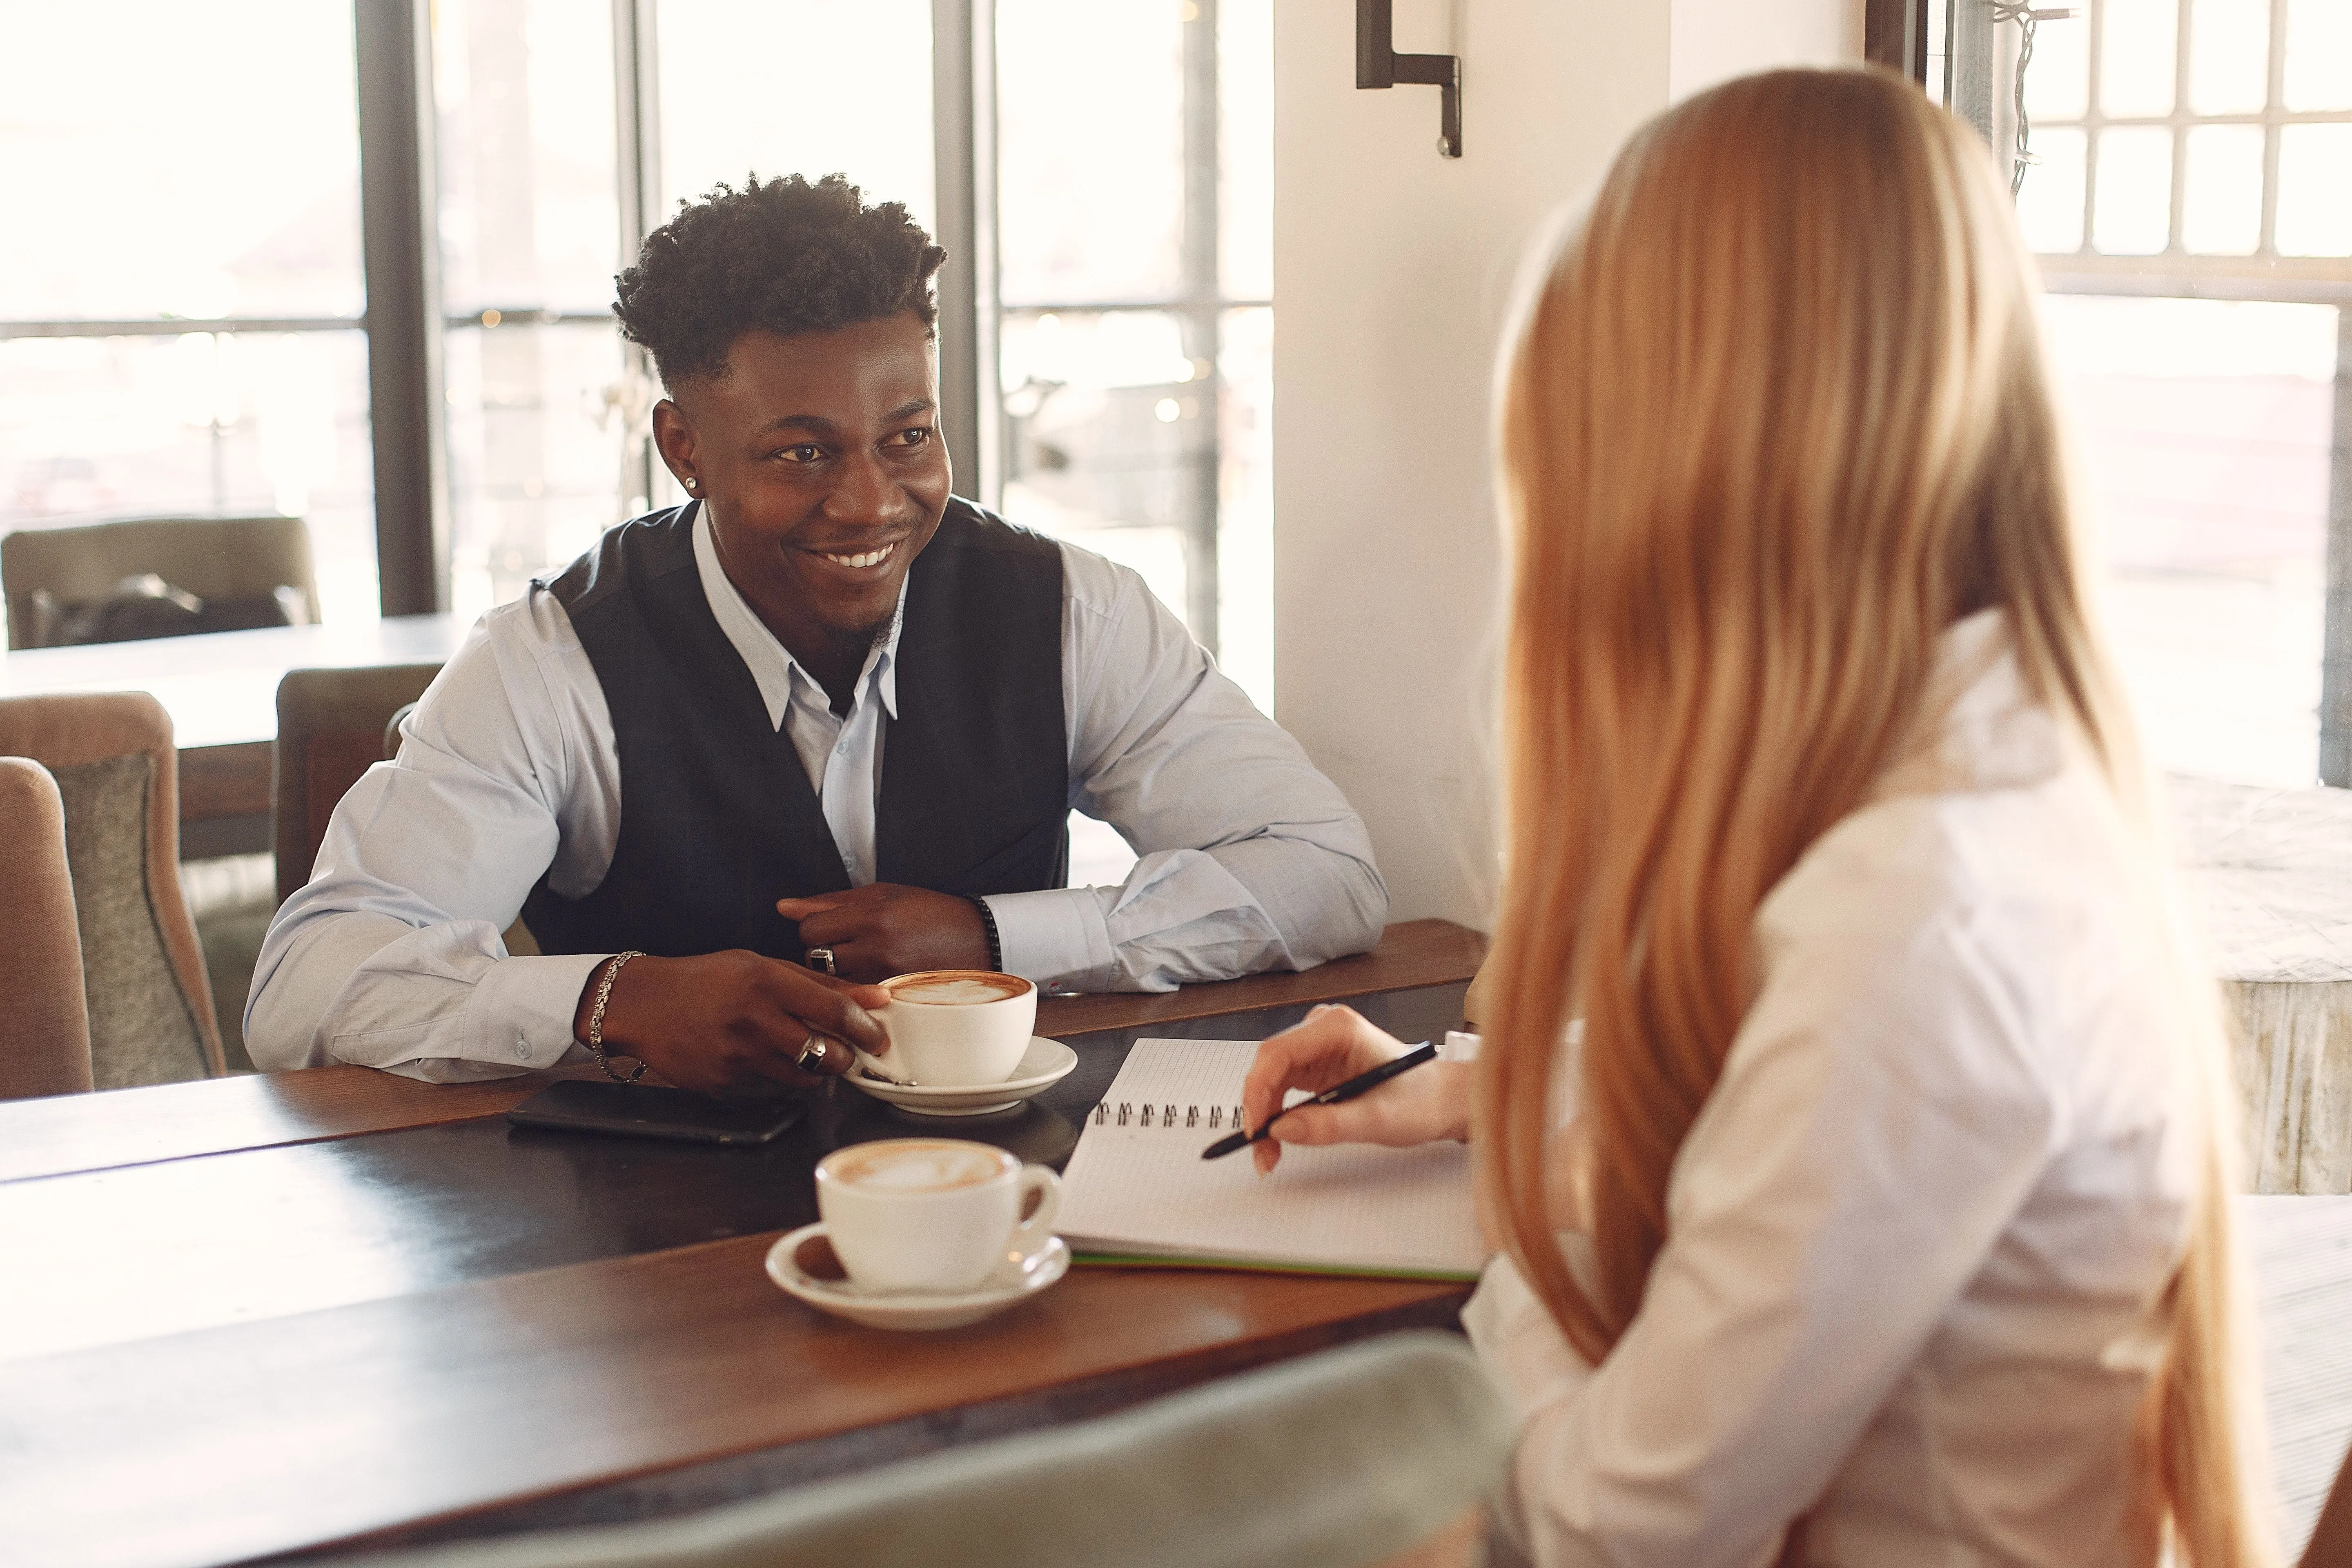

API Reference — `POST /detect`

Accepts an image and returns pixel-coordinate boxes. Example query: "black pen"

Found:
[1199,1041,1439,1160]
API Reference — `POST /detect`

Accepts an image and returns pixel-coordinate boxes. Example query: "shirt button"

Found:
[514,1035,531,1060]
[835,741,850,755]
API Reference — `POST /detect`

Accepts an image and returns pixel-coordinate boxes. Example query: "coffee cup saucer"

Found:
[764,1222,1072,1331]
[844,1036,1077,1117]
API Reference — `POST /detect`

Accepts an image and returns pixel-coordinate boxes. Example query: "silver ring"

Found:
[796,1033,831,1071]
[806,945,837,976]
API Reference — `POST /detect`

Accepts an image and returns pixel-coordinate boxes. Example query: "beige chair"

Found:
[273,665,445,904]
[0,757,95,1098]
[339,1331,1510,1568]
[3,514,321,649]
[0,693,223,1091]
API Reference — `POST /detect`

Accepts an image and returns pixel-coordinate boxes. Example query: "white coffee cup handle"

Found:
[1009,1166,1061,1263]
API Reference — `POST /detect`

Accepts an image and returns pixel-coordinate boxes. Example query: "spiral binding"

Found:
[1089,1100,1249,1129]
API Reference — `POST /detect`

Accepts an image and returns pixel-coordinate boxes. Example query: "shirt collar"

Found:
[1871,608,2066,802]
[690,500,904,731]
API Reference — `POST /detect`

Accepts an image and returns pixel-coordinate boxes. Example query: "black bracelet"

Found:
[969,895,1003,971]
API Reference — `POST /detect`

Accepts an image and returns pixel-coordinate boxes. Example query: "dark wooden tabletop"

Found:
[0,920,1486,1568]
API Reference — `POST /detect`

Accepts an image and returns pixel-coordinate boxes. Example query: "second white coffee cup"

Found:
[877,969,1038,1085]
[815,1138,1060,1294]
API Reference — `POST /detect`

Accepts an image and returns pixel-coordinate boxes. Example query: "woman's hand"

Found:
[1241,1004,1474,1175]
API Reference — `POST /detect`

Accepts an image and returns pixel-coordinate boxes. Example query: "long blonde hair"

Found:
[1483,67,2270,1566]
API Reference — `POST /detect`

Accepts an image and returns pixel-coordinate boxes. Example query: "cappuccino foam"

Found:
[886,972,1029,1006]
[829,1140,1007,1193]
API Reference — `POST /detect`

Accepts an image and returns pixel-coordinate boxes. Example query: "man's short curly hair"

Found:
[613,173,947,386]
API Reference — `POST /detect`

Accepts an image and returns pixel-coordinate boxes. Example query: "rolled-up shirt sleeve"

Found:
[984,546,1388,992]
[243,594,612,1081]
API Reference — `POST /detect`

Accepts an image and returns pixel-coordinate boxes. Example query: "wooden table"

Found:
[0,920,1487,1568]
[0,615,468,855]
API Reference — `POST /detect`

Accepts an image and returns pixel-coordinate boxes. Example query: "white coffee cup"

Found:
[876,969,1038,1086]
[814,1138,1060,1294]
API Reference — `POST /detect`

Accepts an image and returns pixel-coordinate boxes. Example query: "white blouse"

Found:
[1463,611,2209,1567]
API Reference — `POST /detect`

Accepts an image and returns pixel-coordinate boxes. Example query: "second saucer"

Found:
[765,1223,1072,1330]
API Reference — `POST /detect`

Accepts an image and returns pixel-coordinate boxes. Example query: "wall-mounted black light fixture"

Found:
[1356,0,1461,158]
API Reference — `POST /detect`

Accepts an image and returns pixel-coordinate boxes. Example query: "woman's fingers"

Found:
[1243,1005,1417,1175]
[1242,1005,1399,1136]
[1252,1059,1479,1176]
[1246,1096,1376,1176]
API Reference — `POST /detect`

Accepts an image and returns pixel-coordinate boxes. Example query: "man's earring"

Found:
[684,477,698,492]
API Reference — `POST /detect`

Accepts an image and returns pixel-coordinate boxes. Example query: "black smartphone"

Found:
[506,1081,807,1147]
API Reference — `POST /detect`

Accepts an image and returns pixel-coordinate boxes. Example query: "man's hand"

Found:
[1241,1004,1474,1176]
[576,951,891,1096]
[775,885,991,982]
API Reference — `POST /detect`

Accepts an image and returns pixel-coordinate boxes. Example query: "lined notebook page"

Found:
[1057,1040,1485,1279]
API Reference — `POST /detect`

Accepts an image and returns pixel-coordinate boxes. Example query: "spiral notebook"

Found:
[1057,1038,1486,1281]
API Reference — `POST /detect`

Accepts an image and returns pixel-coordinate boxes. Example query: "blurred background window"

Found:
[996,0,1275,715]
[1934,0,2351,786]
[0,0,377,629]
[432,0,944,622]
[0,0,1274,717]
[432,0,632,624]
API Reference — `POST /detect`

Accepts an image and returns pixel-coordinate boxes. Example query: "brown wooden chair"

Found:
[0,693,223,1090]
[0,757,94,1099]
[2,514,321,649]
[274,665,443,904]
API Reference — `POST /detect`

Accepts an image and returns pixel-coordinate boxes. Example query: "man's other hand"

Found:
[775,885,992,981]
[578,951,890,1095]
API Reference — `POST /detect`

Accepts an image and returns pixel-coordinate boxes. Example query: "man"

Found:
[247,174,1386,1091]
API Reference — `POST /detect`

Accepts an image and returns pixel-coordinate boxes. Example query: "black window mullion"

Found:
[613,0,662,516]
[1866,0,1931,83]
[933,0,1000,512]
[354,0,450,617]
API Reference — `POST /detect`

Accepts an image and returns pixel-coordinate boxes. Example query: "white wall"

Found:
[1272,0,1860,932]
[1670,0,1869,101]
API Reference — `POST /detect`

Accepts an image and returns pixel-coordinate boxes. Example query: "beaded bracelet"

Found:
[969,896,1003,971]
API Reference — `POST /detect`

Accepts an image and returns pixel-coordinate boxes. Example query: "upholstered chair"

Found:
[2,514,321,649]
[0,693,223,1090]
[0,757,95,1098]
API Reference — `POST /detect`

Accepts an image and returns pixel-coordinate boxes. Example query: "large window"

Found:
[1935,0,2350,786]
[996,0,1274,710]
[648,0,940,518]
[432,0,633,622]
[0,0,1275,706]
[0,1,379,625]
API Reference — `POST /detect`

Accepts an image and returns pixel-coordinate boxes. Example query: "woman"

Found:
[1243,69,2273,1566]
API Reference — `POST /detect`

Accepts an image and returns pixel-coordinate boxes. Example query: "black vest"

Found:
[521,499,1069,962]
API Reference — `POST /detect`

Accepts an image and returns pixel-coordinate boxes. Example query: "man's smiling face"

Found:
[653,312,951,663]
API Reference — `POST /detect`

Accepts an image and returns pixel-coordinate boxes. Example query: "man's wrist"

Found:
[572,954,619,1042]
[981,887,1116,991]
